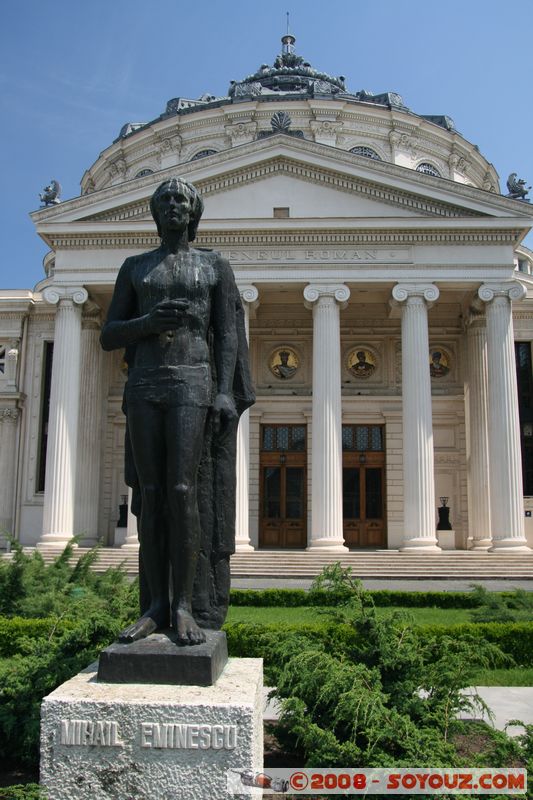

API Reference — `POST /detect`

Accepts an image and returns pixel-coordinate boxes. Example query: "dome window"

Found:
[191,149,217,161]
[416,162,441,177]
[349,146,381,161]
[135,169,154,178]
[0,345,5,374]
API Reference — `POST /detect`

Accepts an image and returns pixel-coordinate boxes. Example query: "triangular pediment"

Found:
[81,157,483,223]
[31,134,533,232]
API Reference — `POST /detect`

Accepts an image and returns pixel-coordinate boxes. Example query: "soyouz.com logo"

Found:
[227,767,527,795]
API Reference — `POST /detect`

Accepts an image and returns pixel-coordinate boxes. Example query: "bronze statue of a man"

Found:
[101,178,254,645]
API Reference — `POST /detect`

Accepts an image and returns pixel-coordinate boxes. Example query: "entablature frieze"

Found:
[45,229,524,251]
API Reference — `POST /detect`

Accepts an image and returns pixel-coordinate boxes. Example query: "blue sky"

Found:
[1,0,532,289]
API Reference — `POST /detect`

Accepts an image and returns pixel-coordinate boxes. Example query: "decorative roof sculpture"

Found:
[39,180,61,206]
[507,173,531,202]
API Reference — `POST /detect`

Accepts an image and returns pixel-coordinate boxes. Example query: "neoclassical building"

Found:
[2,35,533,555]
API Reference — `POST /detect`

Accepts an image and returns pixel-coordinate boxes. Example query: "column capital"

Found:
[478,282,526,304]
[237,284,259,305]
[303,283,350,309]
[391,283,440,305]
[42,286,88,306]
[237,284,260,318]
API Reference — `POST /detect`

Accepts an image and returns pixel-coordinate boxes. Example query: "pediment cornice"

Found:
[31,135,533,229]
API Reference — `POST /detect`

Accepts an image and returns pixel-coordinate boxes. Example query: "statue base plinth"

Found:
[40,657,263,800]
[97,630,227,686]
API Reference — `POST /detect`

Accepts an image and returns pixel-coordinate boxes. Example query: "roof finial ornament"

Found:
[281,11,295,56]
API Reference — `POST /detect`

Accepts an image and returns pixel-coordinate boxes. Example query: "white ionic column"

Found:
[39,286,88,548]
[121,487,139,549]
[304,284,350,551]
[478,282,530,551]
[234,285,259,551]
[392,284,440,551]
[0,407,20,541]
[465,309,492,549]
[75,306,104,546]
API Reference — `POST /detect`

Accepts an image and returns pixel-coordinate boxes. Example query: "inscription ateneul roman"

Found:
[221,247,411,264]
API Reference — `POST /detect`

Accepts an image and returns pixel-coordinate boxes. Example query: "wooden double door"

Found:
[259,423,386,549]
[259,424,307,548]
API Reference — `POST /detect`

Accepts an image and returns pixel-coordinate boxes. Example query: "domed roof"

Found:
[116,33,456,142]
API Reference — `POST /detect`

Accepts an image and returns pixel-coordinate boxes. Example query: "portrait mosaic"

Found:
[429,348,451,378]
[346,348,377,379]
[269,346,300,380]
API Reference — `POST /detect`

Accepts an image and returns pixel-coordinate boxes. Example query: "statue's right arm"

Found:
[100,259,153,351]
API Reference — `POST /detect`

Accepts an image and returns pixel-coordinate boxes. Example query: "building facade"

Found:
[2,36,533,554]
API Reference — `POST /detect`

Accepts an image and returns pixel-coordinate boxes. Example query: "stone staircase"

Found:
[8,547,533,580]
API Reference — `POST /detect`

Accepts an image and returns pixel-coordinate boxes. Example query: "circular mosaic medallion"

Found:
[269,347,300,380]
[346,348,376,379]
[429,349,450,378]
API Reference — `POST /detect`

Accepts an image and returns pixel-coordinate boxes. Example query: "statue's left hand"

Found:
[212,393,238,435]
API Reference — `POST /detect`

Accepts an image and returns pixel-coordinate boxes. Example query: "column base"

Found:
[79,536,99,548]
[468,537,492,551]
[307,537,348,553]
[37,534,78,550]
[120,540,140,550]
[400,536,441,553]
[234,540,255,552]
[489,538,531,553]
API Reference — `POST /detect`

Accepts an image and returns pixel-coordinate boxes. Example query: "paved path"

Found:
[263,687,533,736]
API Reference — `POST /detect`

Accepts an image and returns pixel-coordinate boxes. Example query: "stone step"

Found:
[4,547,532,580]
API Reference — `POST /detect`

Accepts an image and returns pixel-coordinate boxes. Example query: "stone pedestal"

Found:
[121,487,140,549]
[437,529,456,550]
[40,658,263,800]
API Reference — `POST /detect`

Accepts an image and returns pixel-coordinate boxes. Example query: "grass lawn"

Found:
[226,604,473,626]
[469,667,533,686]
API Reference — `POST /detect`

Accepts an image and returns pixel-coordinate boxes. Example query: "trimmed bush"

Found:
[229,588,509,609]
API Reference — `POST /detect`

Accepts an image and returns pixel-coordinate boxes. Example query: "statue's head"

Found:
[150,177,204,241]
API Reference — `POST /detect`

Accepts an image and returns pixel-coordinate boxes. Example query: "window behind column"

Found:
[37,342,54,493]
[515,342,533,495]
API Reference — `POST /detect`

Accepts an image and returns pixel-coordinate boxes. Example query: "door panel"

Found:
[259,426,307,548]
[342,425,386,548]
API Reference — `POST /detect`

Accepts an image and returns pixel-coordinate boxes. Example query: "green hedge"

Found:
[420,621,533,667]
[229,588,500,608]
[223,619,533,681]
[0,786,44,800]
[0,617,72,658]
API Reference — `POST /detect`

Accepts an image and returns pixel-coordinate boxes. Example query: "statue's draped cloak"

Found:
[124,282,255,630]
